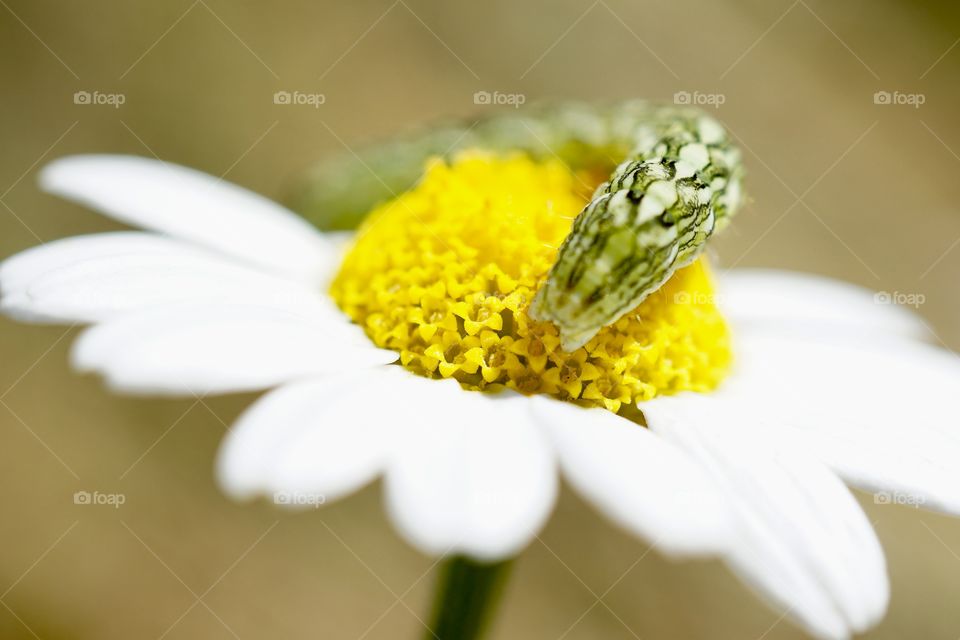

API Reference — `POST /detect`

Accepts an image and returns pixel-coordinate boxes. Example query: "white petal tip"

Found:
[37,155,75,193]
[214,445,257,500]
[69,331,99,372]
[0,294,28,317]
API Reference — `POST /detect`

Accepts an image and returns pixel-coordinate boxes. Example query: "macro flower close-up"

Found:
[3,142,959,639]
[4,3,960,640]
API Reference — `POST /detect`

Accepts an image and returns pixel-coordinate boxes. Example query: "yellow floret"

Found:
[330,151,731,413]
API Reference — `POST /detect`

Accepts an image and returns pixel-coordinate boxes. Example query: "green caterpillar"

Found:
[292,100,744,350]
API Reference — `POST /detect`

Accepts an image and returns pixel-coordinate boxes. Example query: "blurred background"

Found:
[2,0,960,637]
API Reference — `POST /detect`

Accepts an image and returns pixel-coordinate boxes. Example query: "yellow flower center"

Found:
[330,151,731,413]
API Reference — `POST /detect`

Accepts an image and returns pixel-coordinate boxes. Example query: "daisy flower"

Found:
[3,151,959,640]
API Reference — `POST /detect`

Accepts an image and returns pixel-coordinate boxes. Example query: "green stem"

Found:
[424,556,513,640]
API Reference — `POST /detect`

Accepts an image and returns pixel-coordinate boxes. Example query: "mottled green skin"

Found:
[291,101,743,350]
[530,110,743,350]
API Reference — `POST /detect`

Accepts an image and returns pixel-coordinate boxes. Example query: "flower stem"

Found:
[424,556,512,640]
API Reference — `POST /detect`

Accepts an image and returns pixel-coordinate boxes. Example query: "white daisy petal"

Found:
[217,370,400,503]
[720,269,929,342]
[40,155,334,281]
[530,396,733,556]
[723,332,960,514]
[1,232,181,295]
[645,396,889,640]
[71,304,396,395]
[1,234,340,324]
[773,411,960,516]
[385,384,557,561]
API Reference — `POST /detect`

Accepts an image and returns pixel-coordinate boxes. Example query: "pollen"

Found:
[330,151,731,413]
